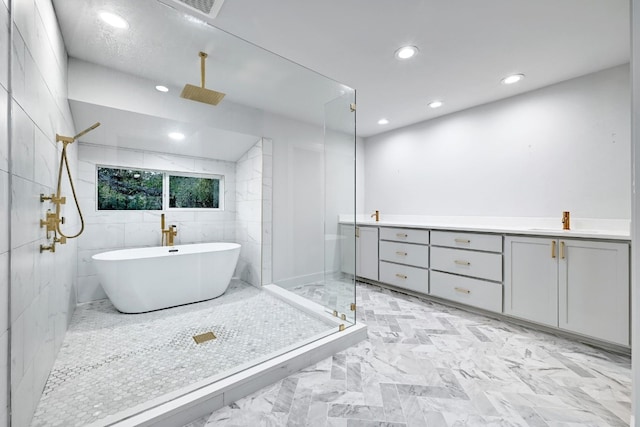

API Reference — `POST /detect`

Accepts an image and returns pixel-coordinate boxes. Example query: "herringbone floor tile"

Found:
[186,282,631,427]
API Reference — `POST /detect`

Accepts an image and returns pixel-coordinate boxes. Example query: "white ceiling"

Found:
[52,0,629,139]
[69,100,261,161]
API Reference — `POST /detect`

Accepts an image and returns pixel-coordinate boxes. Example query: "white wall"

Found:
[364,65,631,220]
[75,144,239,301]
[235,140,263,287]
[0,1,9,425]
[8,0,78,425]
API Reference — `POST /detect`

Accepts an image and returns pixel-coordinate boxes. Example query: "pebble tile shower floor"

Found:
[30,280,336,426]
[188,282,631,426]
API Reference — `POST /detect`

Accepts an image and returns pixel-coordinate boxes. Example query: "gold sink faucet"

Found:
[562,211,571,230]
[371,210,380,222]
[161,213,178,246]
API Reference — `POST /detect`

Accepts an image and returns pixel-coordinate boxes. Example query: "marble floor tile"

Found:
[30,280,335,426]
[193,282,631,427]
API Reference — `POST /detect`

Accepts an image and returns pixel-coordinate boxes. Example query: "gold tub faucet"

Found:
[161,214,178,246]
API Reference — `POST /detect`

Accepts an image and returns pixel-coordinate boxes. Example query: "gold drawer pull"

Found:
[395,273,407,279]
[560,241,565,259]
[395,251,407,256]
[396,233,408,238]
[551,240,556,258]
[454,238,471,244]
[455,287,471,294]
[454,260,471,266]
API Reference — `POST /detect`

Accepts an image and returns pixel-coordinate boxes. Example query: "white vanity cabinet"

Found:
[340,225,379,281]
[357,226,380,281]
[505,236,629,346]
[430,231,503,313]
[379,227,429,293]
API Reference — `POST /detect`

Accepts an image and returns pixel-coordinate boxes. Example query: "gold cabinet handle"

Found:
[396,233,408,238]
[395,251,407,256]
[454,260,471,266]
[560,241,565,259]
[454,238,471,244]
[455,287,471,294]
[395,273,407,279]
[551,240,556,258]
[355,227,360,238]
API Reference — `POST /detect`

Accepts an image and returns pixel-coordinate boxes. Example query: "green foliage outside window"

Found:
[169,175,220,208]
[97,167,163,210]
[97,166,222,211]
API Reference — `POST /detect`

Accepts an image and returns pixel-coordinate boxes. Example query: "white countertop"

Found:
[338,215,631,241]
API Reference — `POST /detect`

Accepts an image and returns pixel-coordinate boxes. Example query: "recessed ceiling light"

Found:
[428,100,443,109]
[168,132,185,140]
[155,85,169,93]
[378,118,389,125]
[394,46,418,60]
[501,74,525,85]
[99,11,129,29]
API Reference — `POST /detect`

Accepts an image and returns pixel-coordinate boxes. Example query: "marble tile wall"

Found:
[262,138,273,285]
[235,140,263,287]
[76,144,239,302]
[8,0,78,426]
[0,2,8,422]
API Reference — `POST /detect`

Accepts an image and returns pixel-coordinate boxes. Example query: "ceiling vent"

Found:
[160,0,226,19]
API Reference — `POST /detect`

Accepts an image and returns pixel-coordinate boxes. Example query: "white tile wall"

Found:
[8,1,77,426]
[262,139,273,284]
[0,1,8,425]
[0,172,7,254]
[11,102,35,181]
[76,144,240,302]
[236,140,263,287]
[0,252,8,334]
[0,89,7,172]
[0,1,8,91]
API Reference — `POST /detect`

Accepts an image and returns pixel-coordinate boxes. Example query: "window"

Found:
[97,166,223,211]
[169,175,220,209]
[97,167,163,210]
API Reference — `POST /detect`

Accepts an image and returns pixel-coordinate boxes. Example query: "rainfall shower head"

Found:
[180,52,226,106]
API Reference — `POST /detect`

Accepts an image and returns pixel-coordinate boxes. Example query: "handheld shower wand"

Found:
[53,122,101,240]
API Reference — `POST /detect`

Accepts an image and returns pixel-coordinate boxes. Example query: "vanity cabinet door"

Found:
[357,226,379,281]
[558,240,629,346]
[504,236,558,327]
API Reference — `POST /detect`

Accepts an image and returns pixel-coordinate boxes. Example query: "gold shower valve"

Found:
[40,243,55,253]
[40,193,66,205]
[55,235,67,245]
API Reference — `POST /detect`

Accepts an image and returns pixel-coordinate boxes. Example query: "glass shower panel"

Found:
[324,91,357,325]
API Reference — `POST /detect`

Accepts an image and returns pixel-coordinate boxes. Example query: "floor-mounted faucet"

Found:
[161,214,178,246]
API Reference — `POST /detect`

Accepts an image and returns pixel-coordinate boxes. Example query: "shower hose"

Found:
[55,142,84,239]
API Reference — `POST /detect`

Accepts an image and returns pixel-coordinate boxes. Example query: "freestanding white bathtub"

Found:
[92,242,241,313]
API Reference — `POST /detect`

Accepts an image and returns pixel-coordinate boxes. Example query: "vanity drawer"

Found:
[379,241,429,268]
[430,271,502,313]
[379,261,428,294]
[380,227,429,245]
[431,231,502,253]
[431,247,502,282]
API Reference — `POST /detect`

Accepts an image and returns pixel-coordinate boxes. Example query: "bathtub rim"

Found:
[92,242,242,262]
